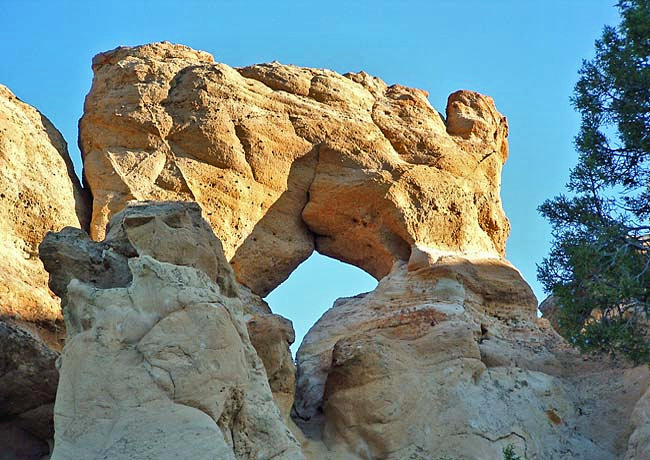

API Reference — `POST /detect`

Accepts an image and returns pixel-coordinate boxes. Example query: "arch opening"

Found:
[264,251,378,357]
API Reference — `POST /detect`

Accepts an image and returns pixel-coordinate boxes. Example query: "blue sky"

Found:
[1,1,621,353]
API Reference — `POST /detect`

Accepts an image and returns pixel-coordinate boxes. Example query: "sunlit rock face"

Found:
[0,84,89,325]
[295,250,650,459]
[39,202,302,460]
[0,83,90,458]
[79,41,510,297]
[0,40,645,460]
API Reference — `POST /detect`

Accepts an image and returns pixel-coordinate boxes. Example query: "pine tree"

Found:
[539,0,650,362]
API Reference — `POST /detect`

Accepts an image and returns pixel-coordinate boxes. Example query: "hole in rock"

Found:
[264,252,378,357]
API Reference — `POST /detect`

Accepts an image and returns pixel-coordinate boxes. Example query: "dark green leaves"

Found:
[539,0,650,363]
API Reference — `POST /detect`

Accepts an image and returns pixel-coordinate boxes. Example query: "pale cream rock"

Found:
[294,248,650,459]
[40,202,303,460]
[247,312,297,420]
[626,384,650,459]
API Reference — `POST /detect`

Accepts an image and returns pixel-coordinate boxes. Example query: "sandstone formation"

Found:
[247,312,297,419]
[0,84,89,323]
[539,295,561,331]
[626,387,650,459]
[39,202,302,460]
[295,249,650,459]
[0,84,90,458]
[79,42,510,297]
[69,42,650,459]
[1,41,648,460]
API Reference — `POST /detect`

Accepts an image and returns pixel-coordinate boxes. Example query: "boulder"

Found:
[0,84,89,324]
[0,319,57,460]
[247,313,297,419]
[294,253,650,459]
[539,295,561,331]
[39,201,302,460]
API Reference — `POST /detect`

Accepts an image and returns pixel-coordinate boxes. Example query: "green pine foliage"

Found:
[538,0,650,363]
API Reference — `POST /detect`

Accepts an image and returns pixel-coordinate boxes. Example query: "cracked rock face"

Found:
[39,202,302,460]
[80,41,510,297]
[5,41,649,460]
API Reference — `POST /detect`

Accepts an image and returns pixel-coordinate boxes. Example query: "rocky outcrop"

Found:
[626,385,650,459]
[539,295,561,331]
[1,41,647,459]
[0,319,57,459]
[39,202,302,460]
[247,313,297,419]
[0,84,90,458]
[80,42,510,297]
[69,42,650,459]
[294,251,537,423]
[0,84,89,322]
[294,249,650,459]
[0,84,89,324]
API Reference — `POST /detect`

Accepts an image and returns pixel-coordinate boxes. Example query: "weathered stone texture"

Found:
[1,41,648,460]
[0,83,90,459]
[0,84,89,323]
[80,42,510,297]
[294,249,650,459]
[40,202,302,460]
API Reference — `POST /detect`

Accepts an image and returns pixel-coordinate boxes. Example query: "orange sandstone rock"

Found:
[80,42,510,297]
[0,83,90,458]
[0,84,89,324]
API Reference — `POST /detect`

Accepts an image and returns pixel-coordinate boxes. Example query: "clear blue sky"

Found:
[1,1,621,354]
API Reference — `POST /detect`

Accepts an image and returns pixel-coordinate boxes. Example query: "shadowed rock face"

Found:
[80,41,510,297]
[39,202,302,460]
[0,319,57,459]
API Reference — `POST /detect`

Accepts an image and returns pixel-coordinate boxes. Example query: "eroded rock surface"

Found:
[0,319,57,460]
[80,41,510,297]
[0,83,90,458]
[539,295,561,331]
[626,385,650,459]
[39,202,302,460]
[247,313,297,420]
[294,249,650,459]
[0,84,89,324]
[3,41,647,460]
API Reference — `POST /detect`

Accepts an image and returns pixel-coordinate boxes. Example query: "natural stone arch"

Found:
[21,41,650,460]
[264,250,379,354]
[80,42,510,297]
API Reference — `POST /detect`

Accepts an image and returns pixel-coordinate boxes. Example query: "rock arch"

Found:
[80,42,511,297]
[20,41,650,460]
